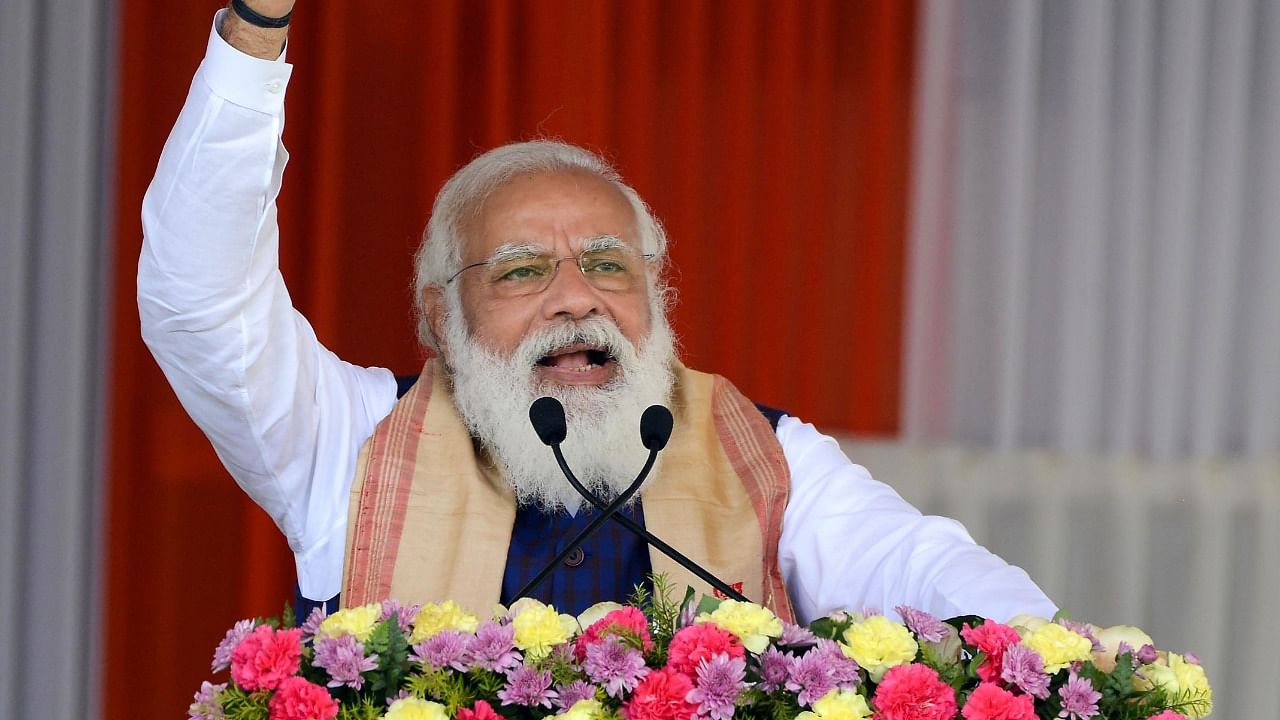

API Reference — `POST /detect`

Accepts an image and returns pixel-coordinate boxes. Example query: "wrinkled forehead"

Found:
[461,169,641,260]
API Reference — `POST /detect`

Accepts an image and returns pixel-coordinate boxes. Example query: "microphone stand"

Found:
[546,443,749,603]
[511,448,656,601]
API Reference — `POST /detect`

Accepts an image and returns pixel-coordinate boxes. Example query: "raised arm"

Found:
[137,2,397,601]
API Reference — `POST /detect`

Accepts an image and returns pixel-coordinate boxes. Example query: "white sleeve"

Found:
[776,416,1058,624]
[137,11,398,601]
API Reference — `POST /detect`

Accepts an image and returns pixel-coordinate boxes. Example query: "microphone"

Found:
[529,396,568,445]
[515,398,750,604]
[639,404,674,451]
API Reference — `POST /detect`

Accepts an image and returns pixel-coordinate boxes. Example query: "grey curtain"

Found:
[0,0,115,717]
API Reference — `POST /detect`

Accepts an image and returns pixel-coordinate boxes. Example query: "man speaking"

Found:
[138,0,1056,623]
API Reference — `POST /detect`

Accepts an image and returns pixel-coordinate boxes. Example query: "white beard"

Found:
[442,296,677,512]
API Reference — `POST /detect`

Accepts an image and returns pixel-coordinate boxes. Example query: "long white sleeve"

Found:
[775,416,1058,624]
[137,14,398,600]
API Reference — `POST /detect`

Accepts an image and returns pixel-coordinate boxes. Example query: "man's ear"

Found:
[423,285,449,357]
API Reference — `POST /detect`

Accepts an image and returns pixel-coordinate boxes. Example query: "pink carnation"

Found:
[1147,712,1188,720]
[960,683,1036,720]
[873,663,958,720]
[576,607,655,661]
[960,620,1022,683]
[665,624,745,677]
[230,625,303,692]
[267,676,338,720]
[457,700,503,720]
[623,668,699,720]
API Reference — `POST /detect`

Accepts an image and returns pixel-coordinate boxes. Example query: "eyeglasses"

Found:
[446,246,655,298]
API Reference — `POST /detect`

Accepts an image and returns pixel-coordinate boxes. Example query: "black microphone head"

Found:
[639,405,674,451]
[529,397,568,446]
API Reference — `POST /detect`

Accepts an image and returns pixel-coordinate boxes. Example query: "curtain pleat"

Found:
[104,2,915,717]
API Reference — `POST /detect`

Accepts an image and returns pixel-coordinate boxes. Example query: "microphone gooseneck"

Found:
[514,398,750,604]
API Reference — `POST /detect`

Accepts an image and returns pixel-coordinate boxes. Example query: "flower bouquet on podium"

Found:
[191,581,1211,720]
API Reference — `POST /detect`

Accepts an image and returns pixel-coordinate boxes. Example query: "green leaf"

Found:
[281,601,297,629]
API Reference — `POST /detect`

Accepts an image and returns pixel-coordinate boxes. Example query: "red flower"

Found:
[267,676,338,720]
[960,620,1021,683]
[622,668,698,720]
[665,624,745,677]
[960,683,1035,720]
[576,607,655,661]
[457,700,503,720]
[873,663,958,720]
[230,625,303,692]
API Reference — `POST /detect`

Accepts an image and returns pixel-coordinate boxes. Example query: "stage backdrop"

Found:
[105,2,916,717]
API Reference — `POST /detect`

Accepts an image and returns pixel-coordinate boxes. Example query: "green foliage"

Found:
[409,668,478,714]
[919,641,966,690]
[218,686,270,720]
[365,618,411,695]
[336,696,385,720]
[281,601,297,630]
[647,574,684,641]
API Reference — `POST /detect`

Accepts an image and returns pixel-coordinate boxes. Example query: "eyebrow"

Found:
[485,235,627,263]
[486,242,545,263]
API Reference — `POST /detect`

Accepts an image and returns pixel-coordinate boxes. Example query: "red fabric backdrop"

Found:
[104,1,916,716]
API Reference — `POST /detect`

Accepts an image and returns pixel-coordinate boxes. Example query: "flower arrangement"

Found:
[191,580,1212,720]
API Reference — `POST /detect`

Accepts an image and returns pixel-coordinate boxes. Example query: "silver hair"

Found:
[412,140,670,350]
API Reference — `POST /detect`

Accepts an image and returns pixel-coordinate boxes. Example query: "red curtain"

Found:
[105,1,915,716]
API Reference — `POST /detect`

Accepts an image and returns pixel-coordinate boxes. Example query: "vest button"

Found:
[563,546,585,568]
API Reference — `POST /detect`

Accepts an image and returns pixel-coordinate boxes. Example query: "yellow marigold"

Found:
[409,600,479,644]
[1021,623,1093,673]
[696,600,783,653]
[510,599,576,660]
[839,615,918,682]
[1136,653,1213,719]
[561,699,606,720]
[316,602,383,641]
[384,697,450,720]
[796,689,873,720]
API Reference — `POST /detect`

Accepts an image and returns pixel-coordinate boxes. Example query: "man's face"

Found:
[442,170,653,384]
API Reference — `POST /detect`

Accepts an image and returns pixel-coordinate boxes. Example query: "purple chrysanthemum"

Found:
[1058,671,1102,720]
[380,599,422,633]
[583,636,650,698]
[1000,644,1051,699]
[894,606,948,643]
[687,653,748,720]
[679,600,699,629]
[211,620,255,672]
[1136,644,1159,665]
[299,606,328,642]
[786,642,860,707]
[499,666,559,708]
[468,622,522,672]
[556,680,600,708]
[1184,652,1201,665]
[1057,619,1104,654]
[188,681,226,720]
[757,647,794,692]
[412,629,470,671]
[386,690,412,706]
[313,634,380,690]
[813,640,862,687]
[778,623,818,649]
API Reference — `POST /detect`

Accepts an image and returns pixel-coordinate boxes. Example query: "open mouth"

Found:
[535,343,617,372]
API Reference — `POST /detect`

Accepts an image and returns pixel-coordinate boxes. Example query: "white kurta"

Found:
[137,12,1058,625]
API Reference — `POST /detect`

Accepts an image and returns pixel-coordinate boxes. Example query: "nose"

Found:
[539,257,602,321]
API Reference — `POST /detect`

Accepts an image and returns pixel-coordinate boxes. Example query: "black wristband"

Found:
[230,0,292,29]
